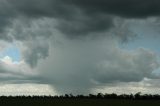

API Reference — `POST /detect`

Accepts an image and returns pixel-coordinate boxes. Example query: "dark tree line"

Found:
[0,92,160,100]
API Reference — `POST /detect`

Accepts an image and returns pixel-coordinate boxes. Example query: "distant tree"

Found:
[135,92,141,99]
[64,94,69,98]
[97,93,104,98]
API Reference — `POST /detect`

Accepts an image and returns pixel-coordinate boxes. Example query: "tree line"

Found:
[0,92,160,100]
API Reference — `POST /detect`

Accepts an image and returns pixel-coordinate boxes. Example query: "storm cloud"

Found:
[0,0,160,95]
[0,0,160,39]
[36,36,160,94]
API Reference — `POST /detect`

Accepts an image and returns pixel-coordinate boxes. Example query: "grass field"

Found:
[1,99,160,106]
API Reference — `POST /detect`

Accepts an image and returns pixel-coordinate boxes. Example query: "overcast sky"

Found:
[0,0,160,95]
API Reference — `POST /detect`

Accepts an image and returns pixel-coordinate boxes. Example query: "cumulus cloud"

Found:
[0,55,40,83]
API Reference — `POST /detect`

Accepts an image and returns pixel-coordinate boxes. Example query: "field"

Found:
[1,98,160,106]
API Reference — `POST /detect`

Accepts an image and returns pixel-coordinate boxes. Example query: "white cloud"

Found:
[92,78,160,95]
[0,84,57,96]
[1,56,13,64]
[0,55,39,84]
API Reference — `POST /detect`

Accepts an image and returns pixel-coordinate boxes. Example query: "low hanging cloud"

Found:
[93,78,160,94]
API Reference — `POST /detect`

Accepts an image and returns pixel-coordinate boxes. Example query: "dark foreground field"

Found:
[1,93,160,106]
[1,99,160,106]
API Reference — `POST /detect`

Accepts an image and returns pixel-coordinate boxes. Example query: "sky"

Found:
[0,0,160,95]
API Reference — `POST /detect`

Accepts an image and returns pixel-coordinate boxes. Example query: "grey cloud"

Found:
[94,48,159,83]
[56,14,113,38]
[22,39,49,68]
[0,0,160,40]
[37,36,160,94]
[7,18,52,67]
[7,18,52,41]
[8,0,160,18]
[65,0,160,18]
[9,0,114,38]
[9,0,160,38]
[0,0,16,41]
[0,0,160,94]
[5,17,136,68]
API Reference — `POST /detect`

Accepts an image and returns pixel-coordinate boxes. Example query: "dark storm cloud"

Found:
[65,0,160,18]
[56,14,113,37]
[7,0,113,38]
[9,0,160,18]
[0,0,159,68]
[0,0,160,40]
[0,0,16,41]
[0,0,158,70]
